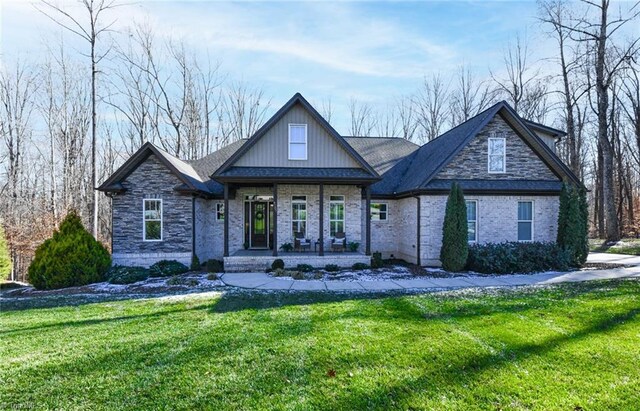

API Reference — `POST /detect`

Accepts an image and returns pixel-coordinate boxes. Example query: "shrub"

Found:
[352,263,370,270]
[557,182,589,267]
[207,273,219,281]
[324,264,340,272]
[166,276,199,286]
[440,182,468,272]
[272,268,287,277]
[190,254,201,271]
[28,211,111,290]
[296,263,313,272]
[348,242,360,252]
[271,259,285,270]
[291,271,305,280]
[205,259,224,273]
[107,266,149,285]
[279,243,294,252]
[0,226,11,281]
[467,241,572,274]
[148,260,188,277]
[313,271,324,279]
[371,252,384,269]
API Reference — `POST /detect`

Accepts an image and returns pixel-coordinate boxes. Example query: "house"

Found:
[98,93,580,271]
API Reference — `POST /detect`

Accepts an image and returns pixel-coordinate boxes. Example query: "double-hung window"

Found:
[488,136,506,173]
[329,195,345,236]
[517,201,533,242]
[143,199,162,241]
[288,124,307,160]
[291,196,307,237]
[216,203,225,221]
[371,203,388,221]
[466,200,477,243]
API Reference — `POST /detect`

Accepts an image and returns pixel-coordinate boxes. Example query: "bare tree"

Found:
[413,74,450,143]
[375,105,401,138]
[395,95,419,141]
[348,97,377,136]
[450,65,495,125]
[319,97,333,123]
[217,82,271,147]
[37,0,118,238]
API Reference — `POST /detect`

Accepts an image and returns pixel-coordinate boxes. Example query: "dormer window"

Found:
[288,124,307,160]
[488,136,506,173]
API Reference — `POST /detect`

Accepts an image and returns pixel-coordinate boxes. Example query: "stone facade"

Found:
[436,116,559,181]
[419,194,559,266]
[112,154,193,267]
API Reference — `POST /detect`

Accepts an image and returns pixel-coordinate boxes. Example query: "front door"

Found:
[250,202,268,248]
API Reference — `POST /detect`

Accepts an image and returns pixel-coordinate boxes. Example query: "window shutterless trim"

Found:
[488,136,506,173]
[466,199,478,243]
[288,123,308,160]
[370,202,389,222]
[291,195,307,237]
[215,203,225,221]
[143,198,163,242]
[517,200,534,242]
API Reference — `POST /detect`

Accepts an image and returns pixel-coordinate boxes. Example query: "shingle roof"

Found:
[343,137,419,175]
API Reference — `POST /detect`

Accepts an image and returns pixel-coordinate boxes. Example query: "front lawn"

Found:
[590,238,640,256]
[1,280,639,410]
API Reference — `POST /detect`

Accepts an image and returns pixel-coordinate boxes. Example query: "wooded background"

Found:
[1,0,639,281]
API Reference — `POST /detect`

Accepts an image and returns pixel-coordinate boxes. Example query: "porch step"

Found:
[223,253,371,273]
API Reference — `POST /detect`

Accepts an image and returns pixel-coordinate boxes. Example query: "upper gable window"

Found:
[488,137,506,173]
[288,124,307,160]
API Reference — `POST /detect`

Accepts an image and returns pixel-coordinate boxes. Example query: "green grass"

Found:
[2,281,640,410]
[590,238,640,256]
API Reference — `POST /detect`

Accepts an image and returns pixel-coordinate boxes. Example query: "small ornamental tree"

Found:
[28,211,111,290]
[0,225,11,280]
[556,182,589,267]
[440,182,468,271]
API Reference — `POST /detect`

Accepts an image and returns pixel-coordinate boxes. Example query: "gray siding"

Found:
[112,154,193,266]
[436,116,559,181]
[531,129,557,153]
[235,104,361,168]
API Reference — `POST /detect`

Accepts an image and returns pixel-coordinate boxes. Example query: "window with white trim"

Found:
[143,199,162,241]
[488,137,506,173]
[288,124,307,160]
[518,201,533,242]
[466,200,477,243]
[371,203,388,221]
[216,203,224,221]
[291,196,307,237]
[329,195,345,236]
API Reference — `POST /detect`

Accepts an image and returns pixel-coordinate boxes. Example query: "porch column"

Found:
[272,183,278,256]
[223,183,229,257]
[319,183,324,256]
[365,186,371,256]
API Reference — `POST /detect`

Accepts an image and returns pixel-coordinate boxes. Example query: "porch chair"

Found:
[331,232,346,252]
[294,232,311,252]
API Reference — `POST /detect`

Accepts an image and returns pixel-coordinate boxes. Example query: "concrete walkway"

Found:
[220,252,640,292]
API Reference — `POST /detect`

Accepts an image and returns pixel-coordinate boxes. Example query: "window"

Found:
[292,196,307,237]
[329,195,345,236]
[371,203,388,221]
[518,201,533,242]
[216,203,224,221]
[288,124,307,160]
[466,200,477,243]
[143,199,162,241]
[488,137,506,173]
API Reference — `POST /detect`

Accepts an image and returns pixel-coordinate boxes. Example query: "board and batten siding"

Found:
[235,104,361,168]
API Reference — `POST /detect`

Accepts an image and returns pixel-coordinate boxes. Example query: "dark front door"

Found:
[251,202,268,248]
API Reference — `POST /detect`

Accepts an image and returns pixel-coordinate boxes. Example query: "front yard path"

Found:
[221,253,640,291]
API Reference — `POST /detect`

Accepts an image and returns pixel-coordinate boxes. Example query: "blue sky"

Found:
[0,1,563,133]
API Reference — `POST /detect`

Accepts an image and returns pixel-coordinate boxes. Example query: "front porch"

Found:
[224,249,371,273]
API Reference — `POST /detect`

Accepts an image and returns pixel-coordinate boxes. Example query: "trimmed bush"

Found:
[291,271,305,280]
[190,254,201,271]
[467,241,572,274]
[0,226,11,280]
[371,252,383,269]
[440,182,468,272]
[205,259,224,273]
[207,273,218,281]
[271,259,285,270]
[557,182,589,267]
[272,268,287,277]
[296,264,313,273]
[107,266,149,285]
[28,211,111,290]
[352,263,370,270]
[148,260,188,278]
[324,264,340,272]
[348,242,360,252]
[166,276,199,286]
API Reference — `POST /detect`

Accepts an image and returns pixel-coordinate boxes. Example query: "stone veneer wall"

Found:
[194,198,219,262]
[419,194,559,266]
[111,154,193,267]
[436,116,558,181]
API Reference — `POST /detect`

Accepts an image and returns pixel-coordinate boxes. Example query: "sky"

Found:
[0,0,634,134]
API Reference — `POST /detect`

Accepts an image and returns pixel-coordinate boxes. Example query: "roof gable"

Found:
[213,93,378,178]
